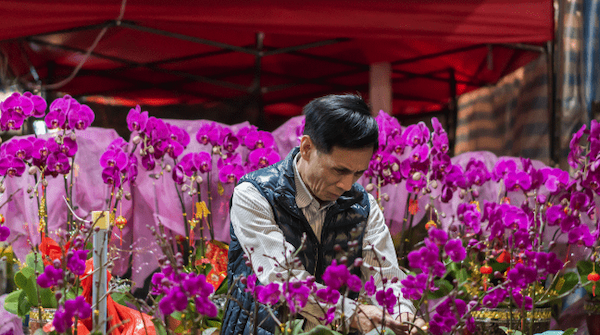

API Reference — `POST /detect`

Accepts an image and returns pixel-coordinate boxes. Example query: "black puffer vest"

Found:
[221,147,370,335]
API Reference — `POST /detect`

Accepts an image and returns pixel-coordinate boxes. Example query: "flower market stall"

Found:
[0,91,599,335]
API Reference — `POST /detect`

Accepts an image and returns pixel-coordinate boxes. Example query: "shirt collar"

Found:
[293,154,333,210]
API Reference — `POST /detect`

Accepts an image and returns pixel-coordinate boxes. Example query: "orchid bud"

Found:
[124,192,132,200]
[391,277,399,283]
[245,261,252,267]
[165,164,172,172]
[365,183,375,192]
[412,172,422,181]
[69,132,77,141]
[430,180,438,189]
[472,189,479,197]
[27,186,33,193]
[195,176,203,184]
[132,136,141,144]
[339,256,348,264]
[115,193,122,201]
[139,148,145,156]
[42,179,48,187]
[382,193,390,201]
[382,277,388,284]
[240,276,247,285]
[391,163,399,172]
[334,244,342,252]
[55,291,63,300]
[182,185,189,192]
[28,166,38,175]
[258,266,264,273]
[53,259,61,268]
[147,146,154,154]
[0,184,5,193]
[275,273,282,278]
[354,258,363,267]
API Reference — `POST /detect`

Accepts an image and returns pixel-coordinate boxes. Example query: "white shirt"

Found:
[230,154,415,328]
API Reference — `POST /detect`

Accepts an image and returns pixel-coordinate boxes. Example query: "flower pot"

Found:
[584,299,600,335]
[470,307,551,335]
[29,307,56,334]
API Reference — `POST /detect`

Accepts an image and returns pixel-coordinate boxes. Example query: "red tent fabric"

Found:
[0,0,553,116]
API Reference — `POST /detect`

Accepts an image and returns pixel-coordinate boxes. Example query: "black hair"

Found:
[302,94,379,154]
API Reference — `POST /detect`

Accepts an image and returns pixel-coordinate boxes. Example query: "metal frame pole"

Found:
[91,211,109,335]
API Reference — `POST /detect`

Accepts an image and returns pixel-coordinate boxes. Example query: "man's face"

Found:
[298,136,373,203]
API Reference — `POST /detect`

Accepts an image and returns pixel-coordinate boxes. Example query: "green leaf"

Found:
[455,268,468,283]
[490,259,510,273]
[3,289,21,315]
[205,320,221,328]
[14,266,35,289]
[563,328,577,335]
[303,325,343,335]
[276,320,305,335]
[151,318,168,335]
[23,274,40,305]
[426,279,453,299]
[554,272,578,295]
[25,252,45,274]
[39,287,57,308]
[174,325,186,333]
[577,261,600,296]
[17,291,31,317]
[215,277,228,295]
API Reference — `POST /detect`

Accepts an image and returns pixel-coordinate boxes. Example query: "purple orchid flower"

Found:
[107,138,128,151]
[46,152,70,175]
[541,167,570,193]
[245,130,275,150]
[0,107,25,131]
[445,239,466,262]
[67,104,95,130]
[141,154,156,170]
[400,273,429,300]
[126,105,149,132]
[47,137,78,157]
[402,122,430,147]
[22,92,47,117]
[194,152,212,173]
[127,154,138,183]
[102,166,121,187]
[322,260,351,291]
[568,224,595,246]
[236,125,258,139]
[196,122,217,145]
[5,138,33,161]
[568,124,586,169]
[375,288,396,314]
[46,95,80,130]
[222,133,240,153]
[0,156,26,177]
[0,225,10,241]
[219,163,244,184]
[100,149,129,171]
[482,288,507,308]
[493,158,517,181]
[504,170,532,192]
[465,158,491,187]
[30,138,50,162]
[1,92,34,117]
[248,148,281,170]
[156,137,184,159]
[146,117,170,142]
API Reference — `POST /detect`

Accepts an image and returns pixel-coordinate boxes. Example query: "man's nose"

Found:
[337,174,354,192]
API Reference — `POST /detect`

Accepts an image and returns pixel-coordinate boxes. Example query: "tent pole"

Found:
[546,40,558,166]
[449,68,458,156]
[252,32,265,129]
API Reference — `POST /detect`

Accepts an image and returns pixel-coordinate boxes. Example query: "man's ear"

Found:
[299,135,313,161]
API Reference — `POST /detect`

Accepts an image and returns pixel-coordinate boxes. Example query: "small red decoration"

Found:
[590,271,600,297]
[0,214,4,224]
[115,215,127,230]
[425,220,437,230]
[480,265,493,274]
[408,199,419,215]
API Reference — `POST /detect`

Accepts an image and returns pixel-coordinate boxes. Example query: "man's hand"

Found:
[351,305,409,334]
[397,312,426,335]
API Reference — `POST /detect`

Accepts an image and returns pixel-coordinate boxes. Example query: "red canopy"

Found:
[0,0,553,117]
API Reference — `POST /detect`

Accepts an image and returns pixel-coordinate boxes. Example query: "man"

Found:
[223,94,423,335]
